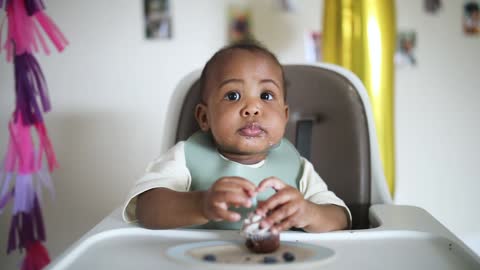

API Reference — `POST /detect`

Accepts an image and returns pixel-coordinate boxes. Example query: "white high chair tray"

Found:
[47,205,480,270]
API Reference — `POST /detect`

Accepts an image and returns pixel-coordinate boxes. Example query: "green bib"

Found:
[184,131,303,230]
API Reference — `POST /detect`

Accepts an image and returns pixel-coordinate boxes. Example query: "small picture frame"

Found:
[463,1,480,35]
[424,0,442,14]
[395,31,417,67]
[228,6,254,44]
[144,0,172,39]
[304,31,322,63]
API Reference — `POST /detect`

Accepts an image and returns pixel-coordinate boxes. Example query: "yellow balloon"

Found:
[323,0,396,196]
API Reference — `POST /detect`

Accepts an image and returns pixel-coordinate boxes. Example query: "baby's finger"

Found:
[212,182,252,195]
[212,204,241,222]
[256,177,286,193]
[261,203,297,229]
[255,189,293,215]
[213,191,253,208]
[270,216,297,234]
[219,177,257,196]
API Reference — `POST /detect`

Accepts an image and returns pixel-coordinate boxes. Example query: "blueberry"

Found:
[263,256,277,264]
[203,254,216,262]
[283,251,295,262]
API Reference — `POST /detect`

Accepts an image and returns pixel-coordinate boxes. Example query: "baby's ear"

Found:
[195,104,210,131]
[284,105,289,122]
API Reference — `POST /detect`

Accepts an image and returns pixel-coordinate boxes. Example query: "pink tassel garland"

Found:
[2,0,68,60]
[1,1,67,269]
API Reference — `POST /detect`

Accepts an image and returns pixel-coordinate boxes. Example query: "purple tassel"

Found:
[25,0,46,16]
[20,213,33,250]
[7,214,19,254]
[14,174,34,214]
[0,0,11,10]
[14,52,50,125]
[7,194,47,254]
[32,196,46,242]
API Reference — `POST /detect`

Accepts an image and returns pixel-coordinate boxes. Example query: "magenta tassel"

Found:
[3,0,68,58]
[35,122,58,172]
[21,241,50,270]
[34,11,69,52]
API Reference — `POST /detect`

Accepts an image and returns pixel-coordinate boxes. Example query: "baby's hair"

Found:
[198,40,287,103]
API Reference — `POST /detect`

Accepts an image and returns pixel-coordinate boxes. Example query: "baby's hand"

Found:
[255,177,308,234]
[202,177,256,222]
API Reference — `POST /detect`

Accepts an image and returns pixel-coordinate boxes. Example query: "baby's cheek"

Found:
[267,130,284,145]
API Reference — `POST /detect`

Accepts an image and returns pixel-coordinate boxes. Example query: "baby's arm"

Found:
[136,177,256,229]
[255,177,349,234]
[136,188,207,229]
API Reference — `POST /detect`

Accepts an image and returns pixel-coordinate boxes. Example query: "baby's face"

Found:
[196,50,288,164]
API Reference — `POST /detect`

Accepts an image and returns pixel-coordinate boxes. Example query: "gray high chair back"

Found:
[169,63,391,230]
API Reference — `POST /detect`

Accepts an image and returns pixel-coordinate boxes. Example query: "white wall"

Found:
[0,0,478,268]
[394,0,480,253]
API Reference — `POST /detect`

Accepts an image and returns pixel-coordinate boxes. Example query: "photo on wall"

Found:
[144,0,172,39]
[463,1,480,35]
[424,0,442,14]
[395,31,417,67]
[228,6,254,44]
[304,31,322,63]
[276,0,298,12]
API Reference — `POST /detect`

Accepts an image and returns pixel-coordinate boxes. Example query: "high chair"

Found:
[47,63,480,269]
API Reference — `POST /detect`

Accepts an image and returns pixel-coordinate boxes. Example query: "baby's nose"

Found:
[241,105,260,117]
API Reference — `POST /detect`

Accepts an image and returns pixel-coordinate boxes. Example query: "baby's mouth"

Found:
[238,123,265,137]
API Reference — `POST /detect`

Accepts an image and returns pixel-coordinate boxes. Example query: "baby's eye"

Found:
[260,92,273,100]
[224,91,241,101]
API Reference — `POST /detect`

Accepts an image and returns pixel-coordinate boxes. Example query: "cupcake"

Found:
[240,212,280,253]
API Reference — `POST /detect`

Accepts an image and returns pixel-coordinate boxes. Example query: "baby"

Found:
[122,42,350,235]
